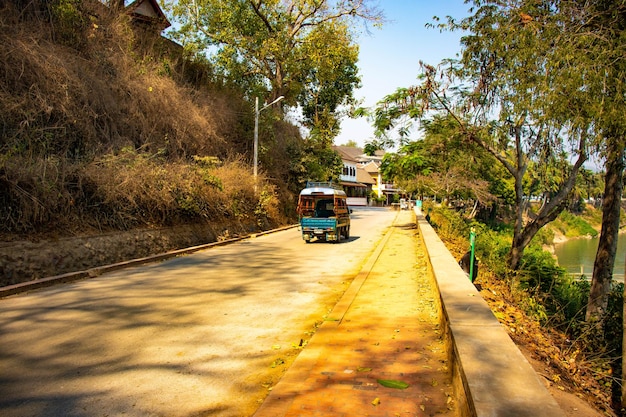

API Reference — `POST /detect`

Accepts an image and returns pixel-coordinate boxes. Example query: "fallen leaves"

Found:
[377,379,410,389]
[270,358,284,368]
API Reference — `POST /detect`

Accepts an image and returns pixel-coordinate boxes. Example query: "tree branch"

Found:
[248,0,275,33]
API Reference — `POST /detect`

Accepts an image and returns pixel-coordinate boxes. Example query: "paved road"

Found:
[0,208,397,417]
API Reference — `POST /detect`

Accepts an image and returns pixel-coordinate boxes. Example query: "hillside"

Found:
[0,1,301,285]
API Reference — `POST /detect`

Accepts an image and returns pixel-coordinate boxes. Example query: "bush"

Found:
[472,226,511,277]
[517,245,566,294]
[427,205,595,329]
[81,150,265,228]
[553,210,598,238]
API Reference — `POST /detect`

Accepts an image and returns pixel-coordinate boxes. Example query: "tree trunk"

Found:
[507,142,586,271]
[509,168,526,270]
[586,138,625,322]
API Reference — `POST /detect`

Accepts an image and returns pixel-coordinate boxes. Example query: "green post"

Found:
[469,228,476,282]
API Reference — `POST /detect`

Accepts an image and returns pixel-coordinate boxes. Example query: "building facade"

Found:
[333,146,399,206]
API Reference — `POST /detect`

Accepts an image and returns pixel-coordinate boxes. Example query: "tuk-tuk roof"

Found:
[299,185,347,197]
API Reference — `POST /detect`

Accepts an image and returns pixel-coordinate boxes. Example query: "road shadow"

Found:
[303,236,361,244]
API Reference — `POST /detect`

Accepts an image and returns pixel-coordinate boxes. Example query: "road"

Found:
[0,207,397,417]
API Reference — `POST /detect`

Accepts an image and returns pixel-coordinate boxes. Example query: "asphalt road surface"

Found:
[0,207,397,417]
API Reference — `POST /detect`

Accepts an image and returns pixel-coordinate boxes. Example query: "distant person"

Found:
[459,251,478,281]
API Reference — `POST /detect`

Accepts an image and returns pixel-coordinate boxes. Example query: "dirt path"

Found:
[254,209,455,416]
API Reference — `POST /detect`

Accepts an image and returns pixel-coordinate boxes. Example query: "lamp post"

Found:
[254,95,284,189]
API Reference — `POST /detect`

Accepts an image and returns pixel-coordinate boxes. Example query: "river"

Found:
[553,232,626,282]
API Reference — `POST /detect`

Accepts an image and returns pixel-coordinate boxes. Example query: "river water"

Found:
[553,232,626,282]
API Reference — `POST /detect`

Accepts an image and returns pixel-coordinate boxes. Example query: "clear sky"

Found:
[334,1,471,148]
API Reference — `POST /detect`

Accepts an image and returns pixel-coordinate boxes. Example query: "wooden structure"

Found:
[125,0,171,30]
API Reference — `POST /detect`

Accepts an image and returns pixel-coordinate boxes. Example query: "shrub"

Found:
[517,245,566,294]
[472,226,511,277]
[553,210,598,238]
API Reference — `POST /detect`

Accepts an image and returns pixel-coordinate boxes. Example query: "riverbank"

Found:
[542,204,626,254]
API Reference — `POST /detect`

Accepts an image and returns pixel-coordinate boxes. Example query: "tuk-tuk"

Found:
[297,182,351,243]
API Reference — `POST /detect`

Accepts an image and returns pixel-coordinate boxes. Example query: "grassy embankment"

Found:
[0,1,301,242]
[427,202,625,416]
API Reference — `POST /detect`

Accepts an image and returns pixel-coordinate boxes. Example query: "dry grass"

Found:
[0,2,235,158]
[0,1,293,235]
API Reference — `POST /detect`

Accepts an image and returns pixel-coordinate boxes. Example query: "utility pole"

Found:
[254,96,284,192]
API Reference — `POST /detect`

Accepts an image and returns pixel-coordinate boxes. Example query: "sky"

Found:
[334,1,471,148]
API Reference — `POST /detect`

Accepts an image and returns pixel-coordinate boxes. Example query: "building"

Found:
[334,147,370,206]
[96,1,171,32]
[333,146,400,206]
[125,0,171,31]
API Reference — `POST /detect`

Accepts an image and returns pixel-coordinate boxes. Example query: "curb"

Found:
[415,208,566,417]
[0,224,298,299]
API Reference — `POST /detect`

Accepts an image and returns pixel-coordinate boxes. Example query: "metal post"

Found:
[253,97,259,190]
[253,95,283,193]
[469,228,476,282]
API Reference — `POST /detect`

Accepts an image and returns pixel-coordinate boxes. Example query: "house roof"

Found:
[362,160,380,174]
[333,145,385,164]
[333,146,362,163]
[127,0,171,29]
[357,167,376,185]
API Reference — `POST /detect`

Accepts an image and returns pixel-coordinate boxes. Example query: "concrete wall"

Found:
[414,208,566,417]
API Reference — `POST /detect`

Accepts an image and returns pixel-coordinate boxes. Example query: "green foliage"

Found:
[552,210,598,238]
[472,225,512,277]
[370,0,601,270]
[521,296,548,323]
[429,195,595,325]
[380,142,430,182]
[603,282,624,355]
[363,142,381,156]
[581,203,604,225]
[430,203,623,382]
[168,0,381,141]
[50,0,88,47]
[530,225,555,247]
[300,143,343,183]
[428,206,465,238]
[549,276,590,333]
[297,21,361,143]
[254,185,282,228]
[517,245,566,294]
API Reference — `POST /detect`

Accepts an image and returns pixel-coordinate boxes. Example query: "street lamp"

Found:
[254,95,284,188]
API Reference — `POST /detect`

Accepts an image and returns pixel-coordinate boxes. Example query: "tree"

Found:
[371,0,591,270]
[297,22,361,145]
[567,0,626,323]
[379,115,496,210]
[340,140,358,148]
[166,0,382,189]
[166,0,381,130]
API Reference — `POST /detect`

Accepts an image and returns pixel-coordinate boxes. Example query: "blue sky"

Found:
[335,1,471,148]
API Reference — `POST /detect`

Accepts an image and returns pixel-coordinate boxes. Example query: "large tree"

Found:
[566,0,626,323]
[380,115,496,210]
[166,0,381,137]
[371,0,592,270]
